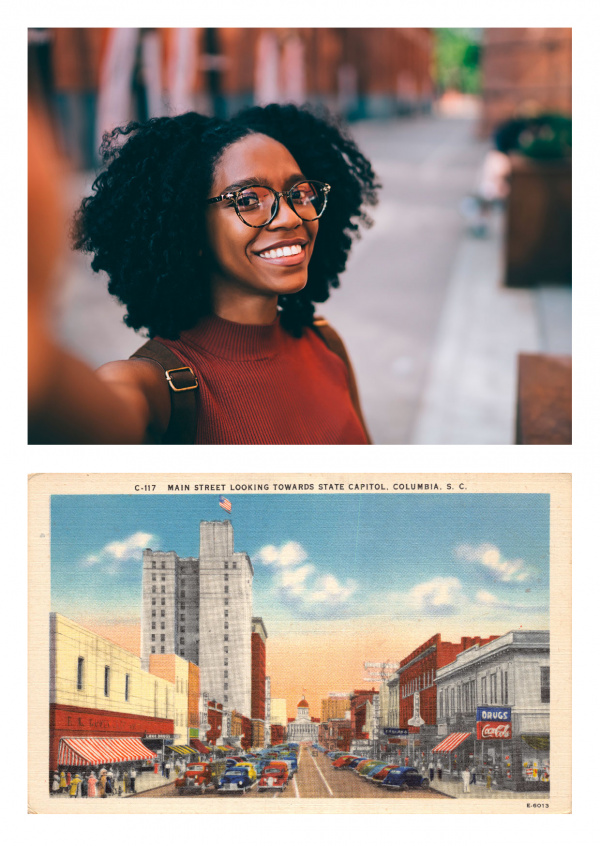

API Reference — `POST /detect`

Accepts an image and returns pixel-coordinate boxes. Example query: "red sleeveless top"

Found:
[156,314,369,445]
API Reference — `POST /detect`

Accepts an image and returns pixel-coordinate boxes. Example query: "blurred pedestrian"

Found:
[437,760,442,780]
[69,773,82,797]
[80,772,88,798]
[123,769,129,794]
[98,768,107,797]
[51,772,60,795]
[429,760,434,781]
[87,771,97,798]
[462,766,470,793]
[129,765,137,793]
[59,771,67,794]
[470,764,477,785]
[165,759,171,779]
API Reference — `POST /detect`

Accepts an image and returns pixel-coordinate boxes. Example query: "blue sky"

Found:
[51,493,550,633]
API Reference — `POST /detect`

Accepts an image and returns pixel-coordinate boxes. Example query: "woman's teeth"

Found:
[259,244,303,259]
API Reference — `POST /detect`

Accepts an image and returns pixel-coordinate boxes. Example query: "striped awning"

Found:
[432,732,472,753]
[166,745,198,756]
[58,736,156,767]
[190,740,211,755]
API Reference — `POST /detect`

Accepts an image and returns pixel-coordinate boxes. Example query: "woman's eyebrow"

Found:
[222,173,306,193]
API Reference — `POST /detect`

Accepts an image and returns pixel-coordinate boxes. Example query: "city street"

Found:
[129,748,443,800]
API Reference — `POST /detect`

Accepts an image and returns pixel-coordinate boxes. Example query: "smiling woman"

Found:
[30,103,379,445]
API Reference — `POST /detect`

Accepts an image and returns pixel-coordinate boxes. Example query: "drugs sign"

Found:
[476,721,512,740]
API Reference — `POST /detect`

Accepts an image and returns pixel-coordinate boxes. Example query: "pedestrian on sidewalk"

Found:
[437,759,442,781]
[129,765,137,793]
[51,772,60,795]
[87,771,97,798]
[98,769,107,797]
[80,772,88,798]
[59,771,67,794]
[69,773,82,797]
[165,760,171,779]
[461,766,470,793]
[123,769,130,794]
[429,760,434,782]
[470,764,477,785]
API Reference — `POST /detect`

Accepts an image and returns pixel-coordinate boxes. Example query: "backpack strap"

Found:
[312,317,372,444]
[130,339,198,445]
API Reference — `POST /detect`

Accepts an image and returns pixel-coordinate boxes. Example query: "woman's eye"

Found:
[237,192,260,208]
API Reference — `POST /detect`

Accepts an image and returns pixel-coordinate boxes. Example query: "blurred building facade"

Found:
[29,27,434,169]
[478,28,572,138]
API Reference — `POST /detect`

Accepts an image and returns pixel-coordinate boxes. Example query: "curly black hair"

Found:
[73,103,380,339]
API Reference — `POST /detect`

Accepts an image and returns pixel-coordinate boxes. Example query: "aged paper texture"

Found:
[29,473,570,814]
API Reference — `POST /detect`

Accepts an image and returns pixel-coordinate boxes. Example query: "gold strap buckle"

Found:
[165,366,198,392]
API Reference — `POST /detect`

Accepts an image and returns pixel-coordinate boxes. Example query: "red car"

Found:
[257,761,289,791]
[371,764,397,785]
[175,761,226,794]
[332,755,359,769]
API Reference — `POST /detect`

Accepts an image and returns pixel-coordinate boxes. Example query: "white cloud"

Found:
[406,577,467,616]
[257,541,357,615]
[256,541,308,568]
[82,531,157,573]
[309,574,358,605]
[455,543,530,583]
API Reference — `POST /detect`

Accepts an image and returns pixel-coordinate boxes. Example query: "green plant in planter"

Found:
[517,114,572,160]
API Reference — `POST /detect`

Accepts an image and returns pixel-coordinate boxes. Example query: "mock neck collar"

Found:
[177,312,286,361]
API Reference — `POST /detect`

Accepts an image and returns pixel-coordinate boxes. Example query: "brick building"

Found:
[349,689,378,740]
[251,617,267,748]
[319,718,352,753]
[321,695,351,723]
[479,28,572,138]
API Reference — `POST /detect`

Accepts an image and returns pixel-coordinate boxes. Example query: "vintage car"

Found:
[234,761,258,781]
[371,764,397,784]
[357,760,386,778]
[381,767,430,790]
[332,755,359,768]
[279,755,298,777]
[347,757,368,770]
[217,766,255,793]
[175,760,226,794]
[257,761,289,791]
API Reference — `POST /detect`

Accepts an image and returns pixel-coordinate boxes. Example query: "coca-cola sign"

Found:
[477,721,512,740]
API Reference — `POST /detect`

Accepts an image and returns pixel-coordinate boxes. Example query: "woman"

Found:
[87,770,97,798]
[65,103,378,445]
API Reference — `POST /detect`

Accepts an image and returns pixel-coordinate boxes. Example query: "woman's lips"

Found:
[255,243,307,266]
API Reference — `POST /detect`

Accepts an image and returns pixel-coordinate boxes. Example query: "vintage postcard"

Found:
[28,473,570,814]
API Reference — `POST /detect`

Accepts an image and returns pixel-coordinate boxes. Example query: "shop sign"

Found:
[477,721,512,740]
[476,707,511,722]
[384,728,409,736]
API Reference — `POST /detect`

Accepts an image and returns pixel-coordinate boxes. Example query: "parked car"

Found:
[371,764,397,785]
[175,760,226,794]
[347,757,368,770]
[362,762,390,780]
[381,767,430,790]
[332,755,359,768]
[234,761,257,781]
[279,755,298,777]
[357,760,386,778]
[218,766,255,793]
[258,761,289,791]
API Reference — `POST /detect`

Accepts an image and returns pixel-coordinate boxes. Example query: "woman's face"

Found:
[205,133,319,312]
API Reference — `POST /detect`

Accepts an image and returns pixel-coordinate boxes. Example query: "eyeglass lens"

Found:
[236,182,326,225]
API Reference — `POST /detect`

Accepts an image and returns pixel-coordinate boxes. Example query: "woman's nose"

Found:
[268,195,301,228]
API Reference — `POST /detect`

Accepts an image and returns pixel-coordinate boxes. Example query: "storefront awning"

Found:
[58,736,156,767]
[166,745,198,756]
[521,734,550,753]
[190,740,211,755]
[432,732,472,753]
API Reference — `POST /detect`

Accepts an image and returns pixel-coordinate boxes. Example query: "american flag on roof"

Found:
[219,495,232,513]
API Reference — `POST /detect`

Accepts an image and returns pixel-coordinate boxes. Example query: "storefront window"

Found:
[77,656,84,690]
[540,667,550,703]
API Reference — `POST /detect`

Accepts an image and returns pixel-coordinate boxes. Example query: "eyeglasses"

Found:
[207,180,331,228]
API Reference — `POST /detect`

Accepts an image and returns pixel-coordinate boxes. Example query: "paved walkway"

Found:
[430,774,549,801]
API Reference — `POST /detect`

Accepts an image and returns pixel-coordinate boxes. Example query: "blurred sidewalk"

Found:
[431,774,549,802]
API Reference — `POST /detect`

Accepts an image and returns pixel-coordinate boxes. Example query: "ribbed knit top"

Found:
[156,314,369,445]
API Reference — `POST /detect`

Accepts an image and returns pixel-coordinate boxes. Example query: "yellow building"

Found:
[321,695,351,723]
[270,698,287,726]
[49,613,177,770]
[149,654,192,746]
